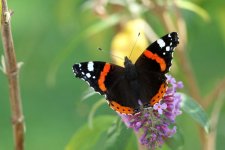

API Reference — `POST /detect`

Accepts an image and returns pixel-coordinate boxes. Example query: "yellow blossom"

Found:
[111,19,148,66]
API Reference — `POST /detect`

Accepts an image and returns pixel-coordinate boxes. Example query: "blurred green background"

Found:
[0,0,225,150]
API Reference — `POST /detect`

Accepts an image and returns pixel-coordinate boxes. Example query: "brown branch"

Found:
[175,49,202,102]
[206,94,225,150]
[173,1,202,103]
[203,77,225,108]
[1,0,25,150]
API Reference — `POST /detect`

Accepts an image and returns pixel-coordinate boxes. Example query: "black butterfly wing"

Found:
[135,32,179,106]
[135,32,179,73]
[73,61,107,95]
[73,61,137,114]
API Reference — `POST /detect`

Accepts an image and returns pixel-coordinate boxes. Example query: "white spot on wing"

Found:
[72,67,76,74]
[87,61,94,71]
[79,64,81,67]
[166,46,170,51]
[157,39,165,48]
[86,73,91,78]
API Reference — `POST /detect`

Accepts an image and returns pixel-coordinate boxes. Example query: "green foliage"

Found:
[176,0,210,22]
[165,127,184,150]
[102,118,133,150]
[180,93,210,133]
[66,115,116,150]
[88,99,106,129]
[66,115,135,150]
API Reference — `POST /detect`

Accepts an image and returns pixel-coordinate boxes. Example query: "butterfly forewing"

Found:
[135,32,179,73]
[73,62,137,114]
[73,61,107,95]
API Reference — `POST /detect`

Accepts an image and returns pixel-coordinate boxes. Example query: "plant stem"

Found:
[173,1,202,103]
[1,0,25,150]
[204,77,225,108]
[206,94,225,150]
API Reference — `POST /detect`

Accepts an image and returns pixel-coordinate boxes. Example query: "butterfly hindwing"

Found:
[137,71,167,107]
[102,65,138,114]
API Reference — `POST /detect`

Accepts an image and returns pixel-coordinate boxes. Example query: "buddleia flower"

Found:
[119,75,183,149]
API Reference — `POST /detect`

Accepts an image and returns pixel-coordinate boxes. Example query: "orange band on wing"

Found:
[98,63,111,92]
[110,101,134,114]
[150,83,167,106]
[144,50,166,72]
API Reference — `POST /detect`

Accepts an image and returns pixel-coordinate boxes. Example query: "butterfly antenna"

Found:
[129,32,140,59]
[98,47,124,61]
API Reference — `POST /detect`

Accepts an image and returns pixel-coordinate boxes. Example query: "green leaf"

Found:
[176,0,210,22]
[65,115,116,150]
[83,14,121,37]
[165,126,184,150]
[124,133,137,150]
[88,99,106,129]
[180,93,210,133]
[81,88,97,100]
[103,118,133,150]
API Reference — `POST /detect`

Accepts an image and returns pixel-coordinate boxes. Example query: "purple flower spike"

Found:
[119,75,183,149]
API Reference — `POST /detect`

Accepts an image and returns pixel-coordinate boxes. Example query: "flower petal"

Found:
[158,108,163,114]
[161,103,167,109]
[153,103,159,110]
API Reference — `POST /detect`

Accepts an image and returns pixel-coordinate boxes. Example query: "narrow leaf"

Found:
[81,87,96,100]
[88,99,106,129]
[65,115,116,150]
[180,93,210,133]
[176,0,210,22]
[83,14,121,37]
[103,118,132,150]
[165,126,184,150]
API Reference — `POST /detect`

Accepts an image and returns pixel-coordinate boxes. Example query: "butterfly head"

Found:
[124,56,133,67]
[124,56,138,80]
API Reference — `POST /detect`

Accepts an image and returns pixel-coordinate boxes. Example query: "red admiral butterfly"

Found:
[73,32,179,115]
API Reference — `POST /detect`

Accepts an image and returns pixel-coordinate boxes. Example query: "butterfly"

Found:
[73,32,179,115]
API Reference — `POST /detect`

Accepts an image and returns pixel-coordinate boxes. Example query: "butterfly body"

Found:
[73,32,179,114]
